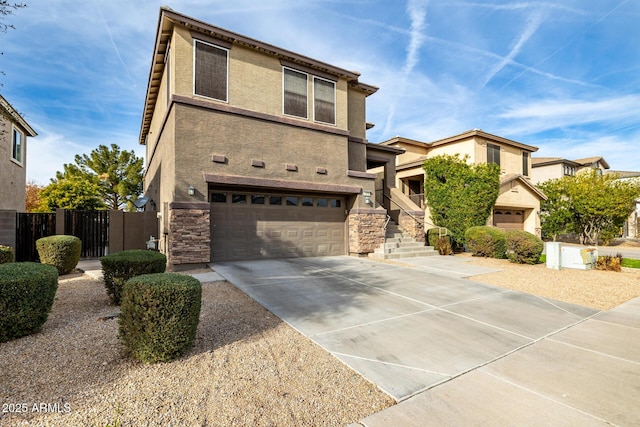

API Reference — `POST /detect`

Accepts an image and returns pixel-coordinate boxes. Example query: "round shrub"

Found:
[465,226,507,258]
[101,250,167,305]
[119,273,202,363]
[36,235,81,275]
[505,230,544,264]
[0,245,14,264]
[0,262,58,342]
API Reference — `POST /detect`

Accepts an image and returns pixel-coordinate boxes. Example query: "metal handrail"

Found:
[382,193,434,228]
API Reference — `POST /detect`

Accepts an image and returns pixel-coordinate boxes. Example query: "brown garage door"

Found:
[493,209,524,231]
[210,191,346,261]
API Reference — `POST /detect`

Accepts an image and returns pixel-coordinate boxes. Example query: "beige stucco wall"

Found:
[172,105,374,201]
[530,163,564,185]
[495,179,542,235]
[428,139,476,162]
[171,26,353,133]
[0,114,27,211]
[347,90,367,141]
[143,107,177,251]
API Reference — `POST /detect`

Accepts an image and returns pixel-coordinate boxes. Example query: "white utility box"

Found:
[545,242,562,270]
[560,246,598,270]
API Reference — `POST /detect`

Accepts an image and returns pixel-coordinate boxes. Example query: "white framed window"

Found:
[283,67,308,119]
[11,126,23,165]
[313,76,336,125]
[194,39,229,102]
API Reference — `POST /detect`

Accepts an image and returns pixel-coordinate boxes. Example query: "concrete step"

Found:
[384,237,418,244]
[369,248,438,260]
[375,242,427,253]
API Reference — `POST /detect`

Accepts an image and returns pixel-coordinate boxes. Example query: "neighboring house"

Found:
[606,170,640,239]
[379,129,546,236]
[0,94,37,212]
[140,8,400,268]
[530,156,610,185]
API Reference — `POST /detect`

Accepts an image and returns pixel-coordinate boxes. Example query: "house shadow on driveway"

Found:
[213,256,601,402]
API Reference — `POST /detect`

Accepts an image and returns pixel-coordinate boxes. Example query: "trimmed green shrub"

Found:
[119,273,202,363]
[0,245,14,264]
[0,262,58,342]
[465,226,507,258]
[101,250,167,305]
[36,235,81,275]
[505,230,544,264]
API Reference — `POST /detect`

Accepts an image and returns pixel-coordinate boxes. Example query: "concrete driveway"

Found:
[213,256,640,425]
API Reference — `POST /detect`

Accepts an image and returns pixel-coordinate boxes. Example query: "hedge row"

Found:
[465,226,543,264]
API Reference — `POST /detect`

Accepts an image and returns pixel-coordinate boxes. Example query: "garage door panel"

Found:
[493,210,524,231]
[211,192,346,261]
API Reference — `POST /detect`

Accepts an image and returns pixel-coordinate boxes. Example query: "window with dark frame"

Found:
[487,143,500,167]
[210,193,227,203]
[232,194,247,204]
[11,128,22,164]
[313,77,335,125]
[269,196,282,205]
[283,68,308,118]
[522,152,529,176]
[194,40,228,102]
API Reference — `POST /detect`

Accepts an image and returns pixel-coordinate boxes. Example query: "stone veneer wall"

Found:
[168,202,211,265]
[399,211,425,243]
[348,208,387,254]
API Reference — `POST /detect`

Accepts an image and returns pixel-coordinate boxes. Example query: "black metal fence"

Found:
[64,210,109,258]
[15,213,56,262]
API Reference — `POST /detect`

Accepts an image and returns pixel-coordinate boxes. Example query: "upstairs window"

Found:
[283,68,308,118]
[563,165,575,176]
[487,143,500,167]
[522,152,529,176]
[194,40,228,102]
[313,77,336,125]
[12,127,23,164]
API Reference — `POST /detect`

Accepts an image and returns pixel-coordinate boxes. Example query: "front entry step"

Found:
[369,222,437,260]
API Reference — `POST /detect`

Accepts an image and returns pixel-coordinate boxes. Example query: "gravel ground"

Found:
[2,256,639,426]
[0,274,393,426]
[463,253,640,311]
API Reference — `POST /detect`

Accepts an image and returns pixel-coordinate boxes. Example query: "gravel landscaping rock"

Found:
[463,253,640,311]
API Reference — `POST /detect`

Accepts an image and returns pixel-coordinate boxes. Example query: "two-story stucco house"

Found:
[0,94,37,212]
[380,129,546,236]
[530,156,610,185]
[140,8,400,268]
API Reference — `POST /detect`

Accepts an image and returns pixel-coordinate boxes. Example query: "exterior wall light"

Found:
[188,185,195,196]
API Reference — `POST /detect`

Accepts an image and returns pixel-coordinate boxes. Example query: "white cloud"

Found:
[497,95,640,135]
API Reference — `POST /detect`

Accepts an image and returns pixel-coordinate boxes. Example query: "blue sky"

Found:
[2,0,639,184]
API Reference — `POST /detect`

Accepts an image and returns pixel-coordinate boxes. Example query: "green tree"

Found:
[56,144,143,211]
[38,177,105,211]
[423,154,501,247]
[538,178,573,241]
[539,170,640,245]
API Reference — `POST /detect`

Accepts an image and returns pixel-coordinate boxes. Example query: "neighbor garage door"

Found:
[493,209,524,231]
[210,191,346,261]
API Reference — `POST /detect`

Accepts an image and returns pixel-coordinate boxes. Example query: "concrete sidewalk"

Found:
[213,255,640,425]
